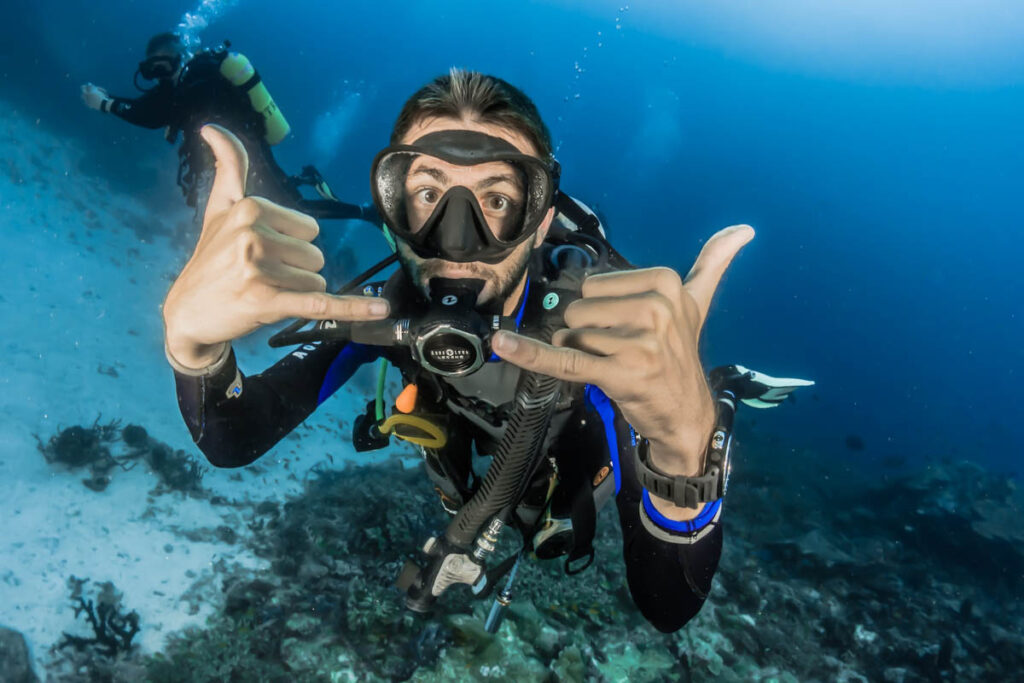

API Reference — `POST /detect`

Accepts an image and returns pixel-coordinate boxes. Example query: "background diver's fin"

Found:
[710,364,815,409]
[293,165,340,201]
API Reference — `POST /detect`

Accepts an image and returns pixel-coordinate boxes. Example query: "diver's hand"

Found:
[162,124,390,370]
[81,83,110,111]
[493,225,754,518]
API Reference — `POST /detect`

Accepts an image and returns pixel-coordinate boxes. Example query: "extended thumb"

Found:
[684,224,756,322]
[201,124,249,224]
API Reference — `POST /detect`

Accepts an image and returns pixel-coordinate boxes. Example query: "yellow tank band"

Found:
[219,52,290,145]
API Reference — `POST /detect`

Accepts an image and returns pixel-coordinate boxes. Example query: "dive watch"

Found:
[635,390,736,509]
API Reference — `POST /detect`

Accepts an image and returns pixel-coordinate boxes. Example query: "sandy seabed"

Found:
[0,103,384,678]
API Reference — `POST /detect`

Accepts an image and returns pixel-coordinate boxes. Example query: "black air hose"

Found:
[444,318,563,549]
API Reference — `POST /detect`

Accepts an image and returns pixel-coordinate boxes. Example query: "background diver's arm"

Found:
[103,86,174,129]
[173,340,379,467]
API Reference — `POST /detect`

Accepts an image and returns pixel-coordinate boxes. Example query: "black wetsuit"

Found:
[172,264,724,633]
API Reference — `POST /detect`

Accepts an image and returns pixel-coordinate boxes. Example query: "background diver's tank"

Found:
[218,52,291,145]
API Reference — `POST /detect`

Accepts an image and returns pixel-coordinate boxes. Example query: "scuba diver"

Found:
[81,32,372,223]
[161,69,813,633]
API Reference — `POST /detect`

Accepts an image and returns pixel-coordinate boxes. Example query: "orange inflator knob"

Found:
[396,384,418,414]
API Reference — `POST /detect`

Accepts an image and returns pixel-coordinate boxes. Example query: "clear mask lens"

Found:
[375,150,549,243]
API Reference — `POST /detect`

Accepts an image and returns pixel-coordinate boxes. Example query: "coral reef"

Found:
[43,443,1024,681]
[56,577,140,659]
[36,420,204,495]
[36,418,126,491]
[46,577,146,682]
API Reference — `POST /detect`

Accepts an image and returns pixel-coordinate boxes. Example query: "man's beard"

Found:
[400,240,533,309]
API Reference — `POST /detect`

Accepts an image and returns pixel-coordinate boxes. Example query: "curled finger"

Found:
[257,260,328,293]
[565,292,675,332]
[551,326,640,357]
[246,196,320,242]
[252,224,325,273]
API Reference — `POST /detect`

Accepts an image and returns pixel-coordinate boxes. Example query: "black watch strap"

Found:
[635,439,721,508]
[635,391,737,508]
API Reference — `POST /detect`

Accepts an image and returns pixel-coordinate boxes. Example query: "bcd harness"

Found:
[351,238,618,582]
[269,192,639,627]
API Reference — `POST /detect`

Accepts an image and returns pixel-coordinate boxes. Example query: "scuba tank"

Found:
[219,52,291,145]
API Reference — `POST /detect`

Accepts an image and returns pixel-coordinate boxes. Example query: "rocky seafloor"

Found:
[6,422,1023,682]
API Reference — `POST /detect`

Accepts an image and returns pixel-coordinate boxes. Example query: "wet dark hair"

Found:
[391,68,553,161]
[145,32,185,58]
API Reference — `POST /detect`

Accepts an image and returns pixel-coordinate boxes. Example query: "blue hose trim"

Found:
[584,384,622,495]
[642,491,721,534]
[317,342,380,405]
[514,278,530,329]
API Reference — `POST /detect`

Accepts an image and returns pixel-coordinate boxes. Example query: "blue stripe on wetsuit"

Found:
[584,384,622,495]
[317,343,381,405]
[487,278,530,362]
[642,491,721,534]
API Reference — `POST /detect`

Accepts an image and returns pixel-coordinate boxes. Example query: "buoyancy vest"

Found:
[369,210,633,573]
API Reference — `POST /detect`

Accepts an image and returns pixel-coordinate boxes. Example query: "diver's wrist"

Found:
[165,338,231,375]
[646,404,716,477]
[647,439,703,478]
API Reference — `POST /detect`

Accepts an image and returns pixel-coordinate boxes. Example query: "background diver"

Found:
[160,70,813,633]
[81,31,374,224]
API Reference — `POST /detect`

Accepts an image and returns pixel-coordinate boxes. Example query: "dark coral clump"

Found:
[57,577,140,659]
[40,423,113,469]
[121,424,148,448]
[37,419,126,491]
[37,418,205,496]
[145,443,205,494]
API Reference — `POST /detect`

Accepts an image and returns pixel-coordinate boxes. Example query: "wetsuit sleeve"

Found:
[586,386,722,633]
[172,341,379,467]
[105,88,172,129]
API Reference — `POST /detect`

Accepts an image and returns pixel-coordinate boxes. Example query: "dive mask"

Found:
[138,53,182,80]
[370,129,558,264]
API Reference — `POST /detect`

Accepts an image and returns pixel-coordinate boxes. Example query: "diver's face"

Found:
[395,116,554,314]
[148,48,183,82]
[404,156,526,240]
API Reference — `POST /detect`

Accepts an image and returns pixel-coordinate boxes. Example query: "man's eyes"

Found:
[414,188,441,204]
[484,195,511,212]
[412,187,518,211]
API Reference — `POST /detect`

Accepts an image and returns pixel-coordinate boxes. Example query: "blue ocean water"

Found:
[10,0,1020,474]
[1,0,1022,679]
